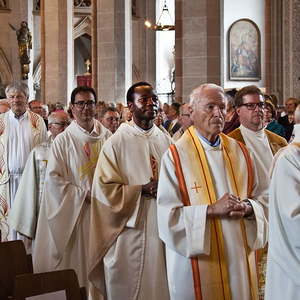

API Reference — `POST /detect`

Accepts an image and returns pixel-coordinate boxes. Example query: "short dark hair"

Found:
[171,102,181,116]
[126,81,152,105]
[99,106,119,119]
[234,85,263,107]
[70,86,97,104]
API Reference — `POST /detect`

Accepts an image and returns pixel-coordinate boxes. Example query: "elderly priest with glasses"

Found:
[157,83,268,300]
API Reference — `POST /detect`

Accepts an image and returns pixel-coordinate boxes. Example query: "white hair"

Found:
[48,111,69,124]
[189,83,226,107]
[5,81,29,99]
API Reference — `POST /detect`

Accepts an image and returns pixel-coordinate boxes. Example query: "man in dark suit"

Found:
[163,102,181,137]
[278,97,299,141]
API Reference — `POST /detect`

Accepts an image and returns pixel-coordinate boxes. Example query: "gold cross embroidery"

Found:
[191,182,201,193]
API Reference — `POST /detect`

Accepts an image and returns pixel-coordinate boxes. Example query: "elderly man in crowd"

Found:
[99,106,120,133]
[173,103,193,141]
[89,81,172,300]
[8,111,70,246]
[265,105,300,300]
[157,83,268,300]
[0,82,47,243]
[33,86,111,295]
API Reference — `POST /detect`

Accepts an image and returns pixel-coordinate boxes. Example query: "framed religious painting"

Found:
[228,18,261,81]
[0,0,10,12]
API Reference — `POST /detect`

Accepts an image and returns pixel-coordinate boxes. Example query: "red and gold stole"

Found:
[169,126,258,300]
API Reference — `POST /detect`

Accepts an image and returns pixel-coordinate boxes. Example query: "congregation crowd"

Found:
[0,80,299,300]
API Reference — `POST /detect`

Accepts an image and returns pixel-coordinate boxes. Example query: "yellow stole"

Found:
[170,126,258,300]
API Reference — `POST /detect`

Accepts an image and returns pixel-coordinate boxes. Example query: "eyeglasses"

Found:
[73,100,95,109]
[50,122,70,127]
[240,102,265,110]
[105,117,120,122]
[137,95,159,104]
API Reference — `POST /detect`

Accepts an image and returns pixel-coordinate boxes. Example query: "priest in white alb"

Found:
[89,82,172,300]
[228,86,287,297]
[33,87,111,291]
[0,82,47,242]
[8,111,70,242]
[157,84,268,300]
[265,105,300,300]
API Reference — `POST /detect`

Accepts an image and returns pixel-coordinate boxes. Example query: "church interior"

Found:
[0,1,299,300]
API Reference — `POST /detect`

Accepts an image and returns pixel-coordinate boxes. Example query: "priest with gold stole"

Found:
[157,84,268,300]
[33,87,111,292]
[89,82,172,300]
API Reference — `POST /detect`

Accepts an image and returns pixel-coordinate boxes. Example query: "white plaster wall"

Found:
[223,0,265,89]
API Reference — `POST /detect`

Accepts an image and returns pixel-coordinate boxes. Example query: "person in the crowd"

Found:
[116,102,124,114]
[89,81,172,300]
[120,106,132,123]
[223,89,240,134]
[8,111,70,245]
[154,108,171,136]
[29,100,48,129]
[228,85,287,297]
[265,105,300,300]
[172,103,193,141]
[29,100,43,117]
[99,106,120,133]
[33,86,111,294]
[157,83,267,300]
[278,97,300,141]
[0,82,47,244]
[162,102,170,122]
[229,85,287,209]
[0,99,10,114]
[163,102,181,136]
[264,98,285,138]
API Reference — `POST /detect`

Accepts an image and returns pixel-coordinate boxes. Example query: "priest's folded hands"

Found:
[206,192,253,219]
[141,177,158,198]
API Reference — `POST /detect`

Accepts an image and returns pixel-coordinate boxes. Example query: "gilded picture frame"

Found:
[228,18,261,81]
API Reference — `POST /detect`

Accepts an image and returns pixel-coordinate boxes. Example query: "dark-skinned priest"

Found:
[89,82,172,300]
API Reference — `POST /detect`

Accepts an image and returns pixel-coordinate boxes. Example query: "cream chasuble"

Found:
[265,124,300,300]
[33,120,111,290]
[8,137,53,240]
[89,122,172,300]
[157,126,268,300]
[0,110,47,242]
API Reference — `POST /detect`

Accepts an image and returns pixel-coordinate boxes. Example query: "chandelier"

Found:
[145,0,175,31]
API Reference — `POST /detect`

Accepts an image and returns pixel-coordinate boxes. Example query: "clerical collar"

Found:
[240,124,265,138]
[132,121,153,134]
[196,130,220,147]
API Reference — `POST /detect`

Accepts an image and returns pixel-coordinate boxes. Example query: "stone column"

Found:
[132,0,156,86]
[282,0,300,101]
[175,0,221,102]
[93,0,126,103]
[42,0,73,105]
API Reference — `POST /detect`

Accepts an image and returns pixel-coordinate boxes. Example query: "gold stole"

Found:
[170,126,258,300]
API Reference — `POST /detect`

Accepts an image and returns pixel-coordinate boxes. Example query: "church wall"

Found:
[223,0,266,89]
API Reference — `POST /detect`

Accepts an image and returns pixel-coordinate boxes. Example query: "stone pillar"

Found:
[93,0,126,103]
[42,0,73,105]
[282,0,300,101]
[175,0,221,102]
[132,0,156,86]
